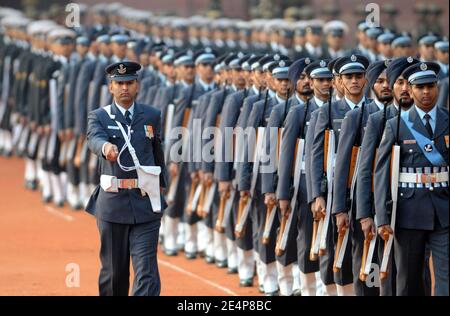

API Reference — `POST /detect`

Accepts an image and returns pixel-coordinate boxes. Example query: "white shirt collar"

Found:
[344,96,366,110]
[268,89,276,98]
[374,97,388,111]
[114,101,135,119]
[335,94,342,101]
[305,42,322,57]
[415,104,437,123]
[295,93,306,105]
[275,94,286,104]
[314,96,325,107]
[198,78,214,91]
[252,85,260,96]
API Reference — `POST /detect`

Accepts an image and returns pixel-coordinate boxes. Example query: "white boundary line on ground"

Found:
[45,206,75,222]
[158,259,238,296]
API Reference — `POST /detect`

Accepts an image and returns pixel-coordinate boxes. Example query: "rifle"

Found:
[263,89,290,245]
[200,87,229,217]
[312,87,334,258]
[334,101,365,272]
[235,89,268,238]
[185,176,201,215]
[276,132,306,255]
[361,100,390,281]
[380,104,401,280]
[73,134,86,168]
[215,190,230,233]
[167,83,196,204]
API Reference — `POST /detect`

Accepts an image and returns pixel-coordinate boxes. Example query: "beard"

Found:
[398,97,414,109]
[374,88,393,104]
[299,88,313,96]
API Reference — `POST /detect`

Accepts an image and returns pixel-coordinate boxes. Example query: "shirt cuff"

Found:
[101,142,109,157]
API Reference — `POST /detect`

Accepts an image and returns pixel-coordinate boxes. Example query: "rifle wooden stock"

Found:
[235,194,249,238]
[380,231,390,280]
[348,146,359,188]
[380,145,400,279]
[262,200,276,245]
[215,190,230,233]
[324,129,329,172]
[185,177,200,215]
[309,219,320,261]
[359,232,373,282]
[196,182,208,218]
[275,210,288,257]
[73,136,85,168]
[333,227,347,272]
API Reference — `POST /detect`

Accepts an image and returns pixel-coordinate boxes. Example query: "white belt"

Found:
[100,175,145,194]
[399,172,449,184]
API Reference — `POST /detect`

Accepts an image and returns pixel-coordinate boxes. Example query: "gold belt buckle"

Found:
[421,174,436,184]
[121,179,135,189]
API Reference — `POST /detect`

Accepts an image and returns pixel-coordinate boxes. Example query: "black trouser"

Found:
[97,218,161,296]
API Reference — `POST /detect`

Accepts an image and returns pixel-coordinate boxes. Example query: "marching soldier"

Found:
[64,35,91,209]
[391,32,414,58]
[216,53,256,284]
[261,58,305,296]
[302,59,339,296]
[239,54,291,295]
[418,32,438,62]
[86,61,167,296]
[356,56,419,296]
[309,55,370,296]
[377,31,396,61]
[73,32,99,207]
[200,53,237,268]
[374,61,449,296]
[332,60,393,296]
[323,20,348,60]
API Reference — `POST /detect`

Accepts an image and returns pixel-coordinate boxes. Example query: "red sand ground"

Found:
[0,156,261,296]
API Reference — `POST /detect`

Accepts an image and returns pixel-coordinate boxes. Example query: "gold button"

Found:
[409,149,413,153]
[429,187,434,191]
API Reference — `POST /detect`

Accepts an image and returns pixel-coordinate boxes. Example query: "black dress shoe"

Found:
[215,259,227,268]
[239,278,253,287]
[258,284,265,293]
[292,289,302,296]
[165,249,178,256]
[42,196,52,204]
[29,180,38,191]
[227,267,238,274]
[205,256,215,264]
[185,252,197,260]
[55,200,64,208]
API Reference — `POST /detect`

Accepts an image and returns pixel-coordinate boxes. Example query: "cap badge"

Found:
[320,60,326,67]
[420,63,428,71]
[118,64,126,75]
[274,54,280,61]
[407,56,414,63]
[279,60,285,67]
[350,54,357,62]
[305,58,311,64]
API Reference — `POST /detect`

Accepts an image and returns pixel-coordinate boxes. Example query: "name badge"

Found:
[108,125,119,130]
[445,135,449,148]
[403,139,417,145]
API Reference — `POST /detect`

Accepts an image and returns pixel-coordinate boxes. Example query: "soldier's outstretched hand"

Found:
[104,142,119,162]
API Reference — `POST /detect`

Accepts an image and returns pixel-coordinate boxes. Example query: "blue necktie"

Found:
[125,110,132,125]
